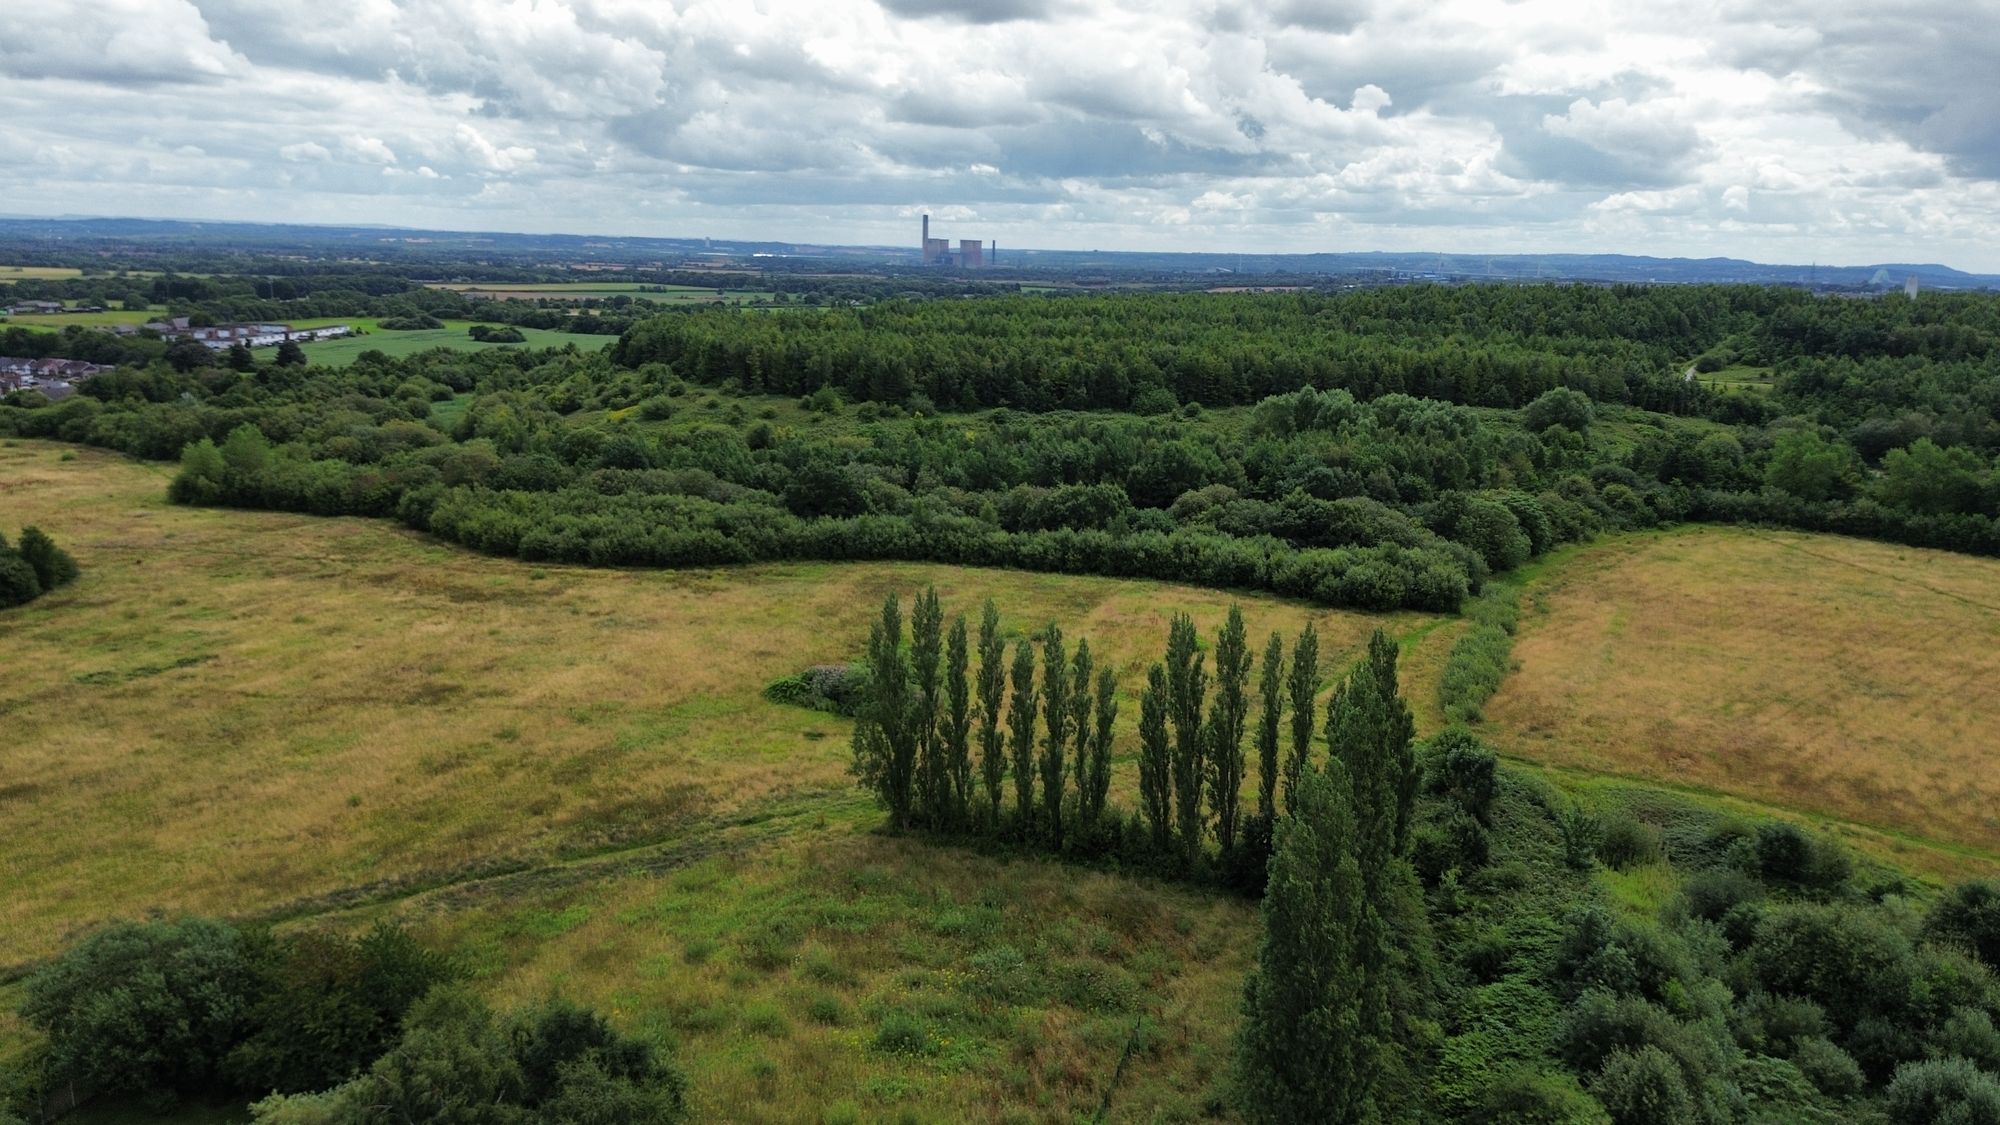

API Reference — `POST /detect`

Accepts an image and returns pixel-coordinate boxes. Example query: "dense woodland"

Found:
[5,283,2000,612]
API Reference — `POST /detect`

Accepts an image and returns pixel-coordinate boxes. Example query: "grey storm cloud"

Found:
[0,0,1995,268]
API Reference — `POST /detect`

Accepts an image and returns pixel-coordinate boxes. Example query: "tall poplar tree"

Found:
[1083,667,1117,839]
[976,601,1006,827]
[851,594,917,830]
[910,588,945,828]
[1138,664,1173,856]
[943,614,972,829]
[1065,640,1094,833]
[1207,606,1252,855]
[1006,640,1038,838]
[1324,629,1417,876]
[1256,631,1285,822]
[1234,758,1387,1124]
[1038,625,1071,851]
[1166,613,1209,870]
[1283,621,1320,815]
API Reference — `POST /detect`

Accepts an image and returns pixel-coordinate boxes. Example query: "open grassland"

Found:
[1,307,160,329]
[282,317,614,365]
[321,826,1254,1123]
[0,440,1424,963]
[0,266,83,282]
[1486,526,2000,867]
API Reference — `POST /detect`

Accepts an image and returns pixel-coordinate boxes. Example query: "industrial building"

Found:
[920,215,991,268]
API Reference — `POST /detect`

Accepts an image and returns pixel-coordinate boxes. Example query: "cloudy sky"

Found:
[3,0,1997,269]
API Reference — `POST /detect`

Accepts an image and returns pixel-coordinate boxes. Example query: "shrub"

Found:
[1589,1046,1694,1125]
[1789,1035,1865,1098]
[1475,1066,1608,1124]
[1596,814,1662,870]
[21,917,256,1106]
[0,548,40,608]
[14,527,77,590]
[1424,729,1500,822]
[1558,803,1602,871]
[1524,388,1596,434]
[1677,868,1762,926]
[227,924,461,1094]
[1744,903,1914,1033]
[871,1010,933,1057]
[1882,1056,2000,1124]
[1752,822,1848,891]
[1928,881,2000,970]
[1413,804,1490,884]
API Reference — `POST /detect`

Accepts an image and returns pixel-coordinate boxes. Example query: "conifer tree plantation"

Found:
[9,270,2000,1123]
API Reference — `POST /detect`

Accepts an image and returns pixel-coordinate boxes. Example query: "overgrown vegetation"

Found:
[1438,579,1523,724]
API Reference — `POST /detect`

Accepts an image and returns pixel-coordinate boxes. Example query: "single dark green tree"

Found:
[1207,606,1252,855]
[910,588,946,827]
[0,546,39,608]
[1234,759,1386,1124]
[1066,639,1095,831]
[169,436,227,505]
[1256,631,1285,821]
[1138,664,1173,856]
[943,614,972,828]
[1039,625,1071,850]
[1324,629,1418,873]
[274,340,307,367]
[851,595,918,830]
[1166,612,1209,870]
[1007,639,1038,838]
[976,601,1006,827]
[1284,622,1320,814]
[1083,667,1117,839]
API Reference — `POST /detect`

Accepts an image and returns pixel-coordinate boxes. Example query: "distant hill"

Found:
[1,216,1993,289]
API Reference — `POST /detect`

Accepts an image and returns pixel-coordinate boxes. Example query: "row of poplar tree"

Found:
[848,588,1421,889]
[848,588,1434,1118]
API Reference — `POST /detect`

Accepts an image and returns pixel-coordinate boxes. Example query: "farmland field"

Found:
[284,317,615,365]
[1486,526,2000,861]
[0,306,159,328]
[0,266,83,282]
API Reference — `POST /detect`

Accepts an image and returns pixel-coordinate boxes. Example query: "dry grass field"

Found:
[1487,526,2000,863]
[0,440,1428,963]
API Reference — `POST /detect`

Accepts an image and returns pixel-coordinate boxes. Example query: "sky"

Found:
[3,0,1998,270]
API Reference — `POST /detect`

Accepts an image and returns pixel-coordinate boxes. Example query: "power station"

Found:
[920,214,991,267]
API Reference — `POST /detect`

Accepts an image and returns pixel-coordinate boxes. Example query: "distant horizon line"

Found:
[0,211,1993,281]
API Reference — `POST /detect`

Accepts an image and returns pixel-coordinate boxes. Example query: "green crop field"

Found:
[282,317,615,365]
